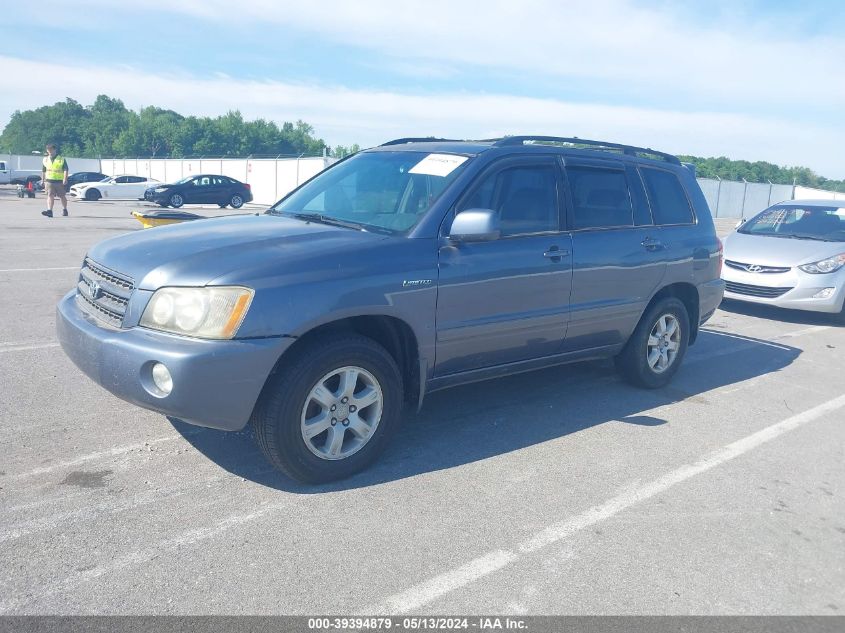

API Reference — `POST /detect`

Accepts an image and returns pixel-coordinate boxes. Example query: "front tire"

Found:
[252,334,403,483]
[169,193,184,208]
[616,297,690,389]
[84,189,101,201]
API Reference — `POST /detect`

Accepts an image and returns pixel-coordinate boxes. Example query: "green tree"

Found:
[331,143,361,158]
[0,95,330,160]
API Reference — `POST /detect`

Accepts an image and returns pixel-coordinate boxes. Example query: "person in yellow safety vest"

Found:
[41,143,70,218]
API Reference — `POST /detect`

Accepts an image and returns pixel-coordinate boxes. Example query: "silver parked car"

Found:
[722,200,845,320]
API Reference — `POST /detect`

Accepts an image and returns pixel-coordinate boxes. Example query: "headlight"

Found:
[140,286,254,339]
[799,253,845,274]
[155,187,167,192]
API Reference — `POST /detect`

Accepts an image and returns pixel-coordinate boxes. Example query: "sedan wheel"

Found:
[230,194,244,209]
[169,193,184,208]
[84,189,101,201]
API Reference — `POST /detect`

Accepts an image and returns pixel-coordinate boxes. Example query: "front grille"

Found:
[724,281,793,298]
[724,260,791,274]
[75,258,135,327]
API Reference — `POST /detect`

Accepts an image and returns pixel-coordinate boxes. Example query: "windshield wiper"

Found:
[276,211,375,232]
[783,233,836,242]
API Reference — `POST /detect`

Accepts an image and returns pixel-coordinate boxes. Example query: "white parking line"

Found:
[11,432,201,480]
[0,500,291,614]
[699,329,793,351]
[369,392,845,614]
[0,267,78,273]
[0,343,60,353]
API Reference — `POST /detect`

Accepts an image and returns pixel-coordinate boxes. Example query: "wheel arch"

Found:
[263,315,422,410]
[646,282,700,344]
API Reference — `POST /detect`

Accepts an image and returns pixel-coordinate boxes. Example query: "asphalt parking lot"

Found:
[1,186,843,615]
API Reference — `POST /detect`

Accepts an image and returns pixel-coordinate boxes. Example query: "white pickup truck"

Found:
[0,159,41,185]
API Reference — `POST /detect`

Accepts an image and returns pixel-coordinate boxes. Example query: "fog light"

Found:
[813,288,835,299]
[151,362,173,395]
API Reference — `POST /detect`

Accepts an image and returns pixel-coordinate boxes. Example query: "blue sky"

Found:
[2,0,843,176]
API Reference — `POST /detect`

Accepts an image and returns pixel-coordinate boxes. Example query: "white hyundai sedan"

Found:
[69,175,159,201]
[722,200,845,320]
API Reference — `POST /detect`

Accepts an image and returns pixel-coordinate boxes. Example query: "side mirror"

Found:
[448,209,501,242]
[735,218,746,229]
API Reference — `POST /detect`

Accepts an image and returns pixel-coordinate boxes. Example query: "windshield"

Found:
[175,176,194,185]
[268,151,470,233]
[739,205,845,242]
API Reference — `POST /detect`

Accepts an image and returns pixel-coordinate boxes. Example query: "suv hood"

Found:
[724,230,845,267]
[87,214,387,290]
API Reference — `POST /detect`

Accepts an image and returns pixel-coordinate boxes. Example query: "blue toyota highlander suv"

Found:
[57,136,725,483]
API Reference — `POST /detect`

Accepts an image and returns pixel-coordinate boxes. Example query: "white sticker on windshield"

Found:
[408,154,468,177]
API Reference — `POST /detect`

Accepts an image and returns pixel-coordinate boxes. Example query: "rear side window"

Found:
[640,168,694,225]
[566,167,633,229]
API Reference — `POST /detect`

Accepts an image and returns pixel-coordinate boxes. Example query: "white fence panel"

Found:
[743,183,778,217]
[163,160,182,183]
[297,158,331,186]
[246,160,278,205]
[697,179,720,216]
[221,160,248,183]
[149,161,168,182]
[794,186,845,201]
[197,159,221,175]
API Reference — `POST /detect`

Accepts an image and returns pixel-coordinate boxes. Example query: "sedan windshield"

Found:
[739,206,845,242]
[268,151,470,233]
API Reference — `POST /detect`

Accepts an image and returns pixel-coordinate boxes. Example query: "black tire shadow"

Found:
[169,329,801,493]
[719,298,843,327]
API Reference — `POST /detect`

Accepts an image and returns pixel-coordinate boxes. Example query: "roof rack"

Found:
[380,137,461,146]
[493,136,680,165]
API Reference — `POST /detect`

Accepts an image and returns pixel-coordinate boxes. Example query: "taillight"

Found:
[245,183,251,190]
[717,238,724,276]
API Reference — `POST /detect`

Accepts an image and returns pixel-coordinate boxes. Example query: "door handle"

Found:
[543,247,570,260]
[641,237,663,251]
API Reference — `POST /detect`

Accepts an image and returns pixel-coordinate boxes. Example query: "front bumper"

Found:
[721,266,845,314]
[56,291,294,431]
[146,190,170,204]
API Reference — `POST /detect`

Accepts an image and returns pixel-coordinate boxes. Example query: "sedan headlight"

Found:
[798,253,845,274]
[140,287,254,339]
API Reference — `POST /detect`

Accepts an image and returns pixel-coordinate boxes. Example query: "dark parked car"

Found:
[144,174,253,209]
[67,172,108,188]
[57,136,724,483]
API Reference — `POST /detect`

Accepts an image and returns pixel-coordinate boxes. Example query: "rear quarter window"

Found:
[640,167,695,225]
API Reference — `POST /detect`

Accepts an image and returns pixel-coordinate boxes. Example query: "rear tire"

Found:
[218,203,228,208]
[230,194,244,209]
[616,297,690,389]
[252,333,403,483]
